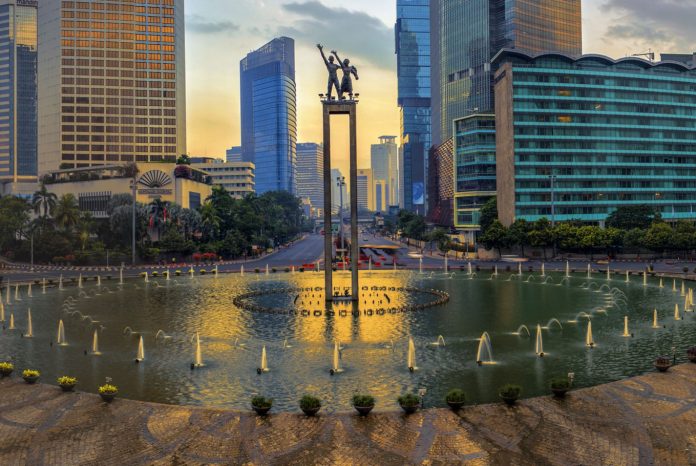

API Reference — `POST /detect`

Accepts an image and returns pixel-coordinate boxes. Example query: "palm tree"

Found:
[53,194,80,231]
[148,198,169,240]
[32,184,57,219]
[199,201,222,241]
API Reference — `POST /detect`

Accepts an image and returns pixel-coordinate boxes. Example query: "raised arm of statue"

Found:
[331,50,343,66]
[352,66,359,81]
[317,44,329,67]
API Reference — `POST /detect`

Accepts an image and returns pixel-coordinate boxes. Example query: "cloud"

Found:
[278,1,394,70]
[602,0,696,47]
[186,14,240,35]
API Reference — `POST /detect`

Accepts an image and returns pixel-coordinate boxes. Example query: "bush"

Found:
[0,362,14,375]
[57,376,77,386]
[98,383,118,394]
[352,394,375,407]
[445,389,466,404]
[22,369,40,378]
[251,395,273,408]
[254,268,260,274]
[550,377,570,390]
[683,266,689,273]
[397,393,420,407]
[499,384,521,399]
[299,394,321,410]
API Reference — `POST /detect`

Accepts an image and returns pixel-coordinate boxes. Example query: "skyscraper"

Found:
[330,168,346,215]
[38,0,187,173]
[226,146,242,163]
[431,0,582,142]
[370,135,398,208]
[0,0,37,189]
[296,142,323,210]
[240,37,297,195]
[396,0,431,214]
[356,168,374,212]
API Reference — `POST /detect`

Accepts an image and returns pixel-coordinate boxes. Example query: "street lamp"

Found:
[549,174,557,227]
[130,177,137,266]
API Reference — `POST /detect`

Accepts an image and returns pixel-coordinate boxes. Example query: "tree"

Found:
[427,228,450,252]
[176,154,191,165]
[148,199,169,240]
[479,197,498,234]
[199,201,222,241]
[32,184,57,219]
[479,220,509,256]
[553,223,580,251]
[53,194,80,231]
[606,205,657,230]
[642,222,673,253]
[508,219,531,256]
[527,218,554,260]
[0,196,30,254]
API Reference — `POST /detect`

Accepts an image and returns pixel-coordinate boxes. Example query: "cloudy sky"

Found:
[185,0,696,174]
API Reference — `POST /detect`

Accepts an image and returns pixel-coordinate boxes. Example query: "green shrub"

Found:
[251,396,273,408]
[98,384,118,394]
[550,377,570,390]
[57,376,77,386]
[499,384,521,398]
[352,394,375,407]
[22,369,40,378]
[299,394,321,410]
[397,393,420,407]
[445,389,466,404]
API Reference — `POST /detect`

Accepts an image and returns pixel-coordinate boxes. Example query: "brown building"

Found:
[427,138,454,227]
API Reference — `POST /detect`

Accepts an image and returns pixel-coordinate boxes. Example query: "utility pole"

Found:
[550,174,557,227]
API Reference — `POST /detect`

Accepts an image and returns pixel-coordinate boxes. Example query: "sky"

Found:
[185,0,696,175]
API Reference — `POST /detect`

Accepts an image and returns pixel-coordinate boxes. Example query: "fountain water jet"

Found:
[659,277,664,288]
[0,301,4,322]
[265,264,269,275]
[675,303,681,321]
[331,341,342,374]
[623,316,630,337]
[92,330,101,354]
[14,284,20,301]
[259,346,269,372]
[515,325,530,336]
[565,261,570,278]
[418,257,422,274]
[144,272,149,283]
[283,338,292,349]
[476,332,494,364]
[653,309,660,329]
[42,278,46,294]
[625,271,630,283]
[8,313,14,330]
[194,333,203,367]
[518,262,523,277]
[430,335,446,347]
[467,262,473,275]
[59,275,64,291]
[606,266,611,281]
[240,265,244,276]
[57,319,67,345]
[407,337,417,371]
[541,263,546,277]
[444,255,448,274]
[585,321,594,347]
[545,318,563,330]
[535,324,544,357]
[25,309,33,338]
[681,281,686,297]
[27,284,32,298]
[673,279,677,292]
[643,270,648,287]
[97,276,101,287]
[135,336,145,362]
[587,263,592,279]
[78,274,83,288]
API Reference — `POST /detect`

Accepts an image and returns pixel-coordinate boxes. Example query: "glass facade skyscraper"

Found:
[38,0,187,174]
[370,136,398,208]
[0,0,37,183]
[495,50,696,225]
[296,142,323,210]
[240,37,296,195]
[396,0,431,213]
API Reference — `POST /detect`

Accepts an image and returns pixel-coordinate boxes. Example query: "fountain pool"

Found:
[0,271,693,411]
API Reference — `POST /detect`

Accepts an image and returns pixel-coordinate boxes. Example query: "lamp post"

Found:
[549,174,557,227]
[130,177,137,266]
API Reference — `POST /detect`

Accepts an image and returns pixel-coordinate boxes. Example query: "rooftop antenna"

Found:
[632,49,655,61]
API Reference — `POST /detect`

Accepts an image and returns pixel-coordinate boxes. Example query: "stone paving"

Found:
[0,364,695,465]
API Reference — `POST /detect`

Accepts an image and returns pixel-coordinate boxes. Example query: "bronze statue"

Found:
[317,44,340,100]
[332,50,359,100]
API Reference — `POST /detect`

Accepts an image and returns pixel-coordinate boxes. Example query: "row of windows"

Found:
[61,123,176,132]
[62,78,175,88]
[61,37,175,48]
[63,46,174,57]
[63,12,175,24]
[61,112,175,122]
[62,55,174,65]
[62,2,175,12]
[63,62,175,72]
[517,193,693,203]
[516,69,696,91]
[62,135,176,143]
[62,21,174,34]
[62,144,177,153]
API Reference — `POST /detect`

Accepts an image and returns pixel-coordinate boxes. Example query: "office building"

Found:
[356,168,374,212]
[494,50,696,226]
[396,0,431,213]
[37,0,187,174]
[330,168,346,215]
[226,146,242,163]
[430,0,582,143]
[191,159,254,199]
[427,138,453,227]
[0,0,37,194]
[296,142,323,210]
[370,135,398,207]
[240,37,296,194]
[374,179,388,212]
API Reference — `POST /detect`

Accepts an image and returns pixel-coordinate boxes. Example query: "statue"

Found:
[317,44,340,100]
[332,50,359,100]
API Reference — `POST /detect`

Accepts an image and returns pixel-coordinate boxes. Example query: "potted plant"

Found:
[175,270,182,276]
[199,269,207,275]
[654,356,671,372]
[57,376,77,392]
[499,384,521,405]
[397,393,420,414]
[351,394,376,416]
[98,383,118,402]
[251,396,273,416]
[549,377,571,398]
[299,394,321,416]
[0,362,13,377]
[22,369,40,384]
[687,347,696,363]
[151,271,158,277]
[445,389,467,411]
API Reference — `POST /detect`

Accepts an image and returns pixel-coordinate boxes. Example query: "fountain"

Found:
[569,311,592,323]
[14,284,20,301]
[585,321,594,347]
[165,269,171,281]
[407,337,417,371]
[59,275,64,291]
[119,268,124,285]
[282,338,292,349]
[545,318,563,330]
[625,271,630,283]
[42,278,46,294]
[25,309,33,338]
[673,279,677,292]
[643,270,647,287]
[189,267,194,278]
[444,255,448,274]
[494,265,498,276]
[541,263,546,277]
[258,345,269,372]
[91,329,101,354]
[418,257,422,274]
[515,325,531,336]
[674,303,681,321]
[78,274,83,288]
[606,266,611,281]
[144,272,149,283]
[681,281,686,297]
[430,335,446,347]
[518,262,523,277]
[587,263,591,279]
[8,313,15,330]
[476,332,494,364]
[135,336,145,362]
[653,309,660,329]
[194,332,203,367]
[659,277,664,288]
[565,261,570,278]
[467,262,473,275]
[623,316,630,337]
[535,324,544,357]
[0,301,4,322]
[265,264,269,275]
[57,319,67,345]
[331,341,342,374]
[214,265,219,276]
[27,283,32,298]
[240,265,244,276]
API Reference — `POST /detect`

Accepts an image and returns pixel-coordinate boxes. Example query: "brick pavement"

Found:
[0,364,695,465]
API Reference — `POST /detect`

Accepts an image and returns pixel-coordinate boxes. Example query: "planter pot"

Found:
[23,375,39,385]
[551,388,568,398]
[252,405,271,416]
[655,362,671,372]
[301,407,321,417]
[687,348,696,363]
[0,369,13,378]
[500,395,518,406]
[446,400,466,411]
[100,392,117,403]
[399,404,419,415]
[60,384,76,392]
[353,405,374,416]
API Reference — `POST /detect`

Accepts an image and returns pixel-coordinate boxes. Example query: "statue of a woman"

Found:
[332,50,359,100]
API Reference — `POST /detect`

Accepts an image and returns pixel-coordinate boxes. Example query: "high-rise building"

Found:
[374,179,388,212]
[330,168,346,215]
[494,50,696,226]
[296,142,323,210]
[38,0,187,174]
[370,135,398,208]
[396,0,431,214]
[0,0,37,191]
[430,0,582,143]
[427,138,453,227]
[191,159,255,199]
[226,146,242,163]
[240,37,296,194]
[356,168,374,212]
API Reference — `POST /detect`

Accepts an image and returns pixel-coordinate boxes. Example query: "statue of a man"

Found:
[317,44,340,100]
[332,50,359,100]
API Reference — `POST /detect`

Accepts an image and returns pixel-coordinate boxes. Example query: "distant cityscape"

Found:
[2,0,696,246]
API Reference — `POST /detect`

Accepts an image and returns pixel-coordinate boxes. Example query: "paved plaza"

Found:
[0,364,694,464]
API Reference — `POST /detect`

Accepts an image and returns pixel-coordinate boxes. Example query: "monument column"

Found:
[322,104,333,301]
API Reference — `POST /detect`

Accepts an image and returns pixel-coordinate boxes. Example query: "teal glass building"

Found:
[494,50,696,226]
